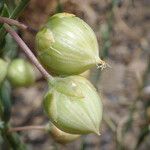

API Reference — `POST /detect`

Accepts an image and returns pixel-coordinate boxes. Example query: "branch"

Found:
[0,16,37,33]
[4,24,53,81]
[0,0,30,43]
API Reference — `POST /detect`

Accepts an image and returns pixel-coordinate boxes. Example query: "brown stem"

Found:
[0,16,37,33]
[9,125,46,132]
[4,24,53,81]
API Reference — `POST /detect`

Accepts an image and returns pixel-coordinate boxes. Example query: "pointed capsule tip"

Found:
[96,132,101,136]
[94,131,101,136]
[96,58,111,70]
[93,128,101,136]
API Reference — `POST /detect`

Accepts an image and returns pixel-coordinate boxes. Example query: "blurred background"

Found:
[4,0,150,149]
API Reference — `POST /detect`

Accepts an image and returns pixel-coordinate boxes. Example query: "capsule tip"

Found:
[96,58,111,70]
[94,129,101,136]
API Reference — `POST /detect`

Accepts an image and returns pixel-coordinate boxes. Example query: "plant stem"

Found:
[4,24,53,81]
[0,16,37,33]
[9,125,46,132]
[0,123,27,150]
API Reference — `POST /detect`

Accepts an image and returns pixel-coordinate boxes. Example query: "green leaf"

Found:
[4,0,16,13]
[0,4,10,49]
[0,123,27,150]
[135,125,150,149]
[0,80,12,122]
[55,0,63,13]
[2,34,18,59]
[5,131,27,150]
[0,3,10,17]
[0,0,4,14]
[0,4,18,59]
[0,0,30,45]
[0,4,10,29]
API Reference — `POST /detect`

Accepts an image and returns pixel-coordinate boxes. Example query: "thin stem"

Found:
[0,123,27,150]
[9,125,45,132]
[0,16,37,33]
[4,24,53,81]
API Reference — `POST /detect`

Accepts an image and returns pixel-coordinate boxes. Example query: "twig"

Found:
[4,24,53,81]
[9,125,46,132]
[0,0,30,43]
[0,16,37,33]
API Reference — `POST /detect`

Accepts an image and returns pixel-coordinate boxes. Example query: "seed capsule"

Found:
[43,75,102,134]
[36,13,105,75]
[0,58,8,84]
[7,59,35,87]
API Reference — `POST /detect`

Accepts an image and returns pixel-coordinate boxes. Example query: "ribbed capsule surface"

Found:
[43,76,102,134]
[36,13,104,75]
[0,59,8,84]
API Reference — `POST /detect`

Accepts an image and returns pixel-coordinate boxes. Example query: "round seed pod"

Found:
[0,58,8,84]
[7,59,35,87]
[36,13,105,75]
[43,75,102,135]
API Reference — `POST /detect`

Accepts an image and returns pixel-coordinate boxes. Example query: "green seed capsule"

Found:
[7,59,35,87]
[43,76,102,135]
[36,13,105,75]
[0,59,8,84]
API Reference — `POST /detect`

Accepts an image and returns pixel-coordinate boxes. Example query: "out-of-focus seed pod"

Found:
[7,59,35,87]
[36,13,105,75]
[46,123,80,144]
[43,75,102,135]
[0,58,8,84]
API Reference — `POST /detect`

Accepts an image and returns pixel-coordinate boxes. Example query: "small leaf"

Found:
[0,58,8,84]
[0,4,10,49]
[55,0,63,13]
[0,80,12,122]
[0,0,4,14]
[135,125,150,149]
[2,34,18,59]
[0,4,10,30]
